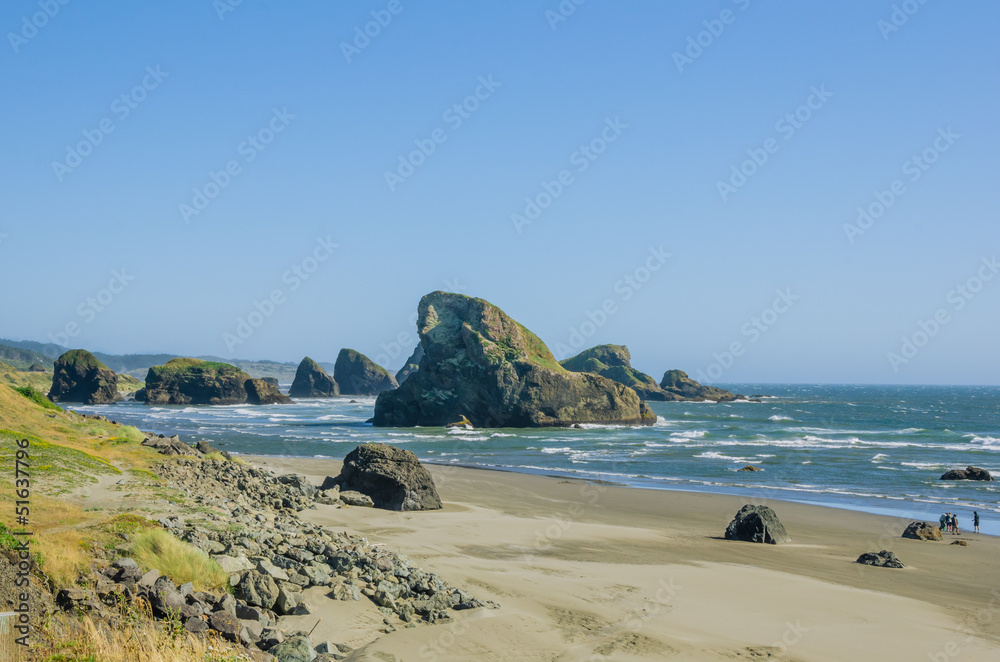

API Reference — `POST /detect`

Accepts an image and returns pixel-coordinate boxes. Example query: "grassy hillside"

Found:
[0,361,52,391]
[0,384,246,659]
[0,342,54,371]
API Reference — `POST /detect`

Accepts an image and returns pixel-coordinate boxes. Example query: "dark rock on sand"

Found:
[245,378,293,405]
[396,343,424,384]
[856,550,905,568]
[724,504,789,544]
[289,356,339,398]
[48,350,119,404]
[660,369,737,402]
[142,358,252,405]
[334,349,398,395]
[902,521,943,541]
[373,292,656,428]
[333,443,442,511]
[940,466,993,481]
[268,634,316,662]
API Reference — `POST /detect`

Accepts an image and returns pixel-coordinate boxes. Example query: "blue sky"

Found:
[1,0,997,384]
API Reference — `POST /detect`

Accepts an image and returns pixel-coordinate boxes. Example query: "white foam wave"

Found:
[769,415,793,421]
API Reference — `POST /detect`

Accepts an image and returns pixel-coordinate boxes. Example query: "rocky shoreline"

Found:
[51,432,496,661]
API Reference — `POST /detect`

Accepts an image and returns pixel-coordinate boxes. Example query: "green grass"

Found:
[0,521,19,549]
[515,322,565,373]
[151,358,243,375]
[0,430,121,495]
[58,349,109,371]
[129,529,228,591]
[14,384,62,411]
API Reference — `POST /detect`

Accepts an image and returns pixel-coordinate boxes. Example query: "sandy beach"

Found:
[244,455,1000,661]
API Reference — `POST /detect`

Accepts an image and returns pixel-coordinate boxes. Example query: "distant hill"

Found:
[0,338,64,359]
[0,341,55,371]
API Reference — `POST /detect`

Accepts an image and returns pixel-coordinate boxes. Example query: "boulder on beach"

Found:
[48,349,119,404]
[331,443,442,511]
[142,358,252,405]
[396,343,423,384]
[902,521,943,541]
[334,349,398,395]
[940,466,993,481]
[244,378,293,405]
[288,356,339,398]
[373,291,657,428]
[856,550,905,568]
[660,370,737,402]
[724,504,789,544]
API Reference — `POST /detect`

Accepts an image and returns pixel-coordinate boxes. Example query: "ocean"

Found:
[72,384,1000,535]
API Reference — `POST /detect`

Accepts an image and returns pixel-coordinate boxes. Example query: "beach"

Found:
[247,455,1000,661]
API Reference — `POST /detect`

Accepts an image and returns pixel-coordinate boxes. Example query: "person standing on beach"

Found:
[953,513,960,535]
[940,513,948,533]
[974,511,980,533]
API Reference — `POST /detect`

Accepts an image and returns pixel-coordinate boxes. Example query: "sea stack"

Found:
[140,358,252,405]
[48,349,119,404]
[659,370,737,402]
[288,356,339,397]
[373,291,657,427]
[334,349,398,395]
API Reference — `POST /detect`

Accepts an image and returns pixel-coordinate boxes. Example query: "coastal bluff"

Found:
[373,291,656,427]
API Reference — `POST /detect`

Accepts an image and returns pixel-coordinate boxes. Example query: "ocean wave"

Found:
[871,453,888,462]
[769,415,793,421]
[968,436,1000,448]
[670,430,708,440]
[695,451,759,463]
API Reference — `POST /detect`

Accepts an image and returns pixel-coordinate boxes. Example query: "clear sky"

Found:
[1,0,997,384]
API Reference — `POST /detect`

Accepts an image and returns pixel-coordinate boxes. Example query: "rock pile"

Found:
[856,550,904,568]
[57,456,496,660]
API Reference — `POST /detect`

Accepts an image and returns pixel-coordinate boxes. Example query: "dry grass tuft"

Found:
[130,529,228,592]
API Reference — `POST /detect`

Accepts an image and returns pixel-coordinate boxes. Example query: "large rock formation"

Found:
[140,359,252,405]
[660,370,737,402]
[559,347,737,402]
[288,356,339,397]
[334,349,398,395]
[724,505,789,544]
[48,350,119,404]
[940,466,993,481]
[560,344,667,401]
[331,443,442,511]
[244,378,293,405]
[373,292,657,427]
[395,344,423,384]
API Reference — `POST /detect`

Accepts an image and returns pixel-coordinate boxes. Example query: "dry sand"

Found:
[246,455,1000,661]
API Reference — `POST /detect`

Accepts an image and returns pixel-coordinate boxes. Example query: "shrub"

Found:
[13,385,61,411]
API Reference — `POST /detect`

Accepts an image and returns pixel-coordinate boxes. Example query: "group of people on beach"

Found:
[940,511,980,534]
